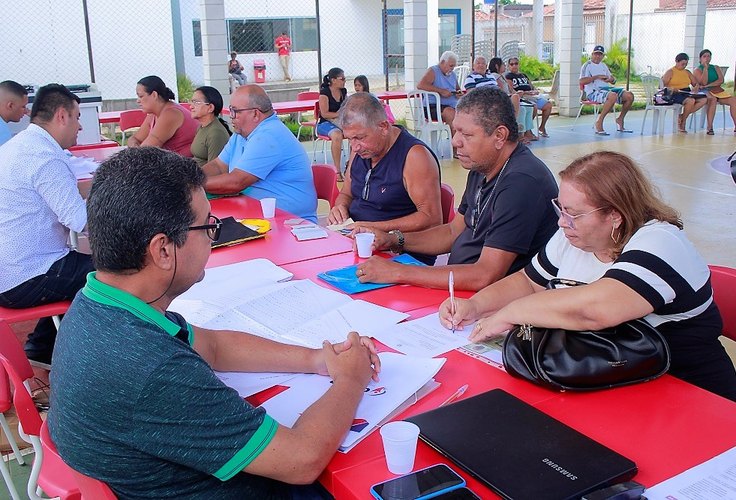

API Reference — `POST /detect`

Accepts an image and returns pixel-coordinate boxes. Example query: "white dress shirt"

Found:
[0,124,87,292]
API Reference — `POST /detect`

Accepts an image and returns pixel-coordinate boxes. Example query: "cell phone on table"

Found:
[370,463,466,500]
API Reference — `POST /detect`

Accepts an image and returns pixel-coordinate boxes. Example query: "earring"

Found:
[610,223,620,244]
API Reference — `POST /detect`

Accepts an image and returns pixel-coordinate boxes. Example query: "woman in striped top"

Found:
[440,151,736,400]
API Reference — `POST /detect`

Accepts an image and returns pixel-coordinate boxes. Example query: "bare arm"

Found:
[319,94,339,121]
[662,68,674,88]
[469,277,653,342]
[328,160,354,224]
[205,168,259,194]
[127,114,153,147]
[417,68,452,98]
[693,67,708,86]
[243,332,377,484]
[140,106,184,148]
[352,146,442,233]
[202,157,229,176]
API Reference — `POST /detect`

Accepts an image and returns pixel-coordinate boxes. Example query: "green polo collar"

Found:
[81,272,193,343]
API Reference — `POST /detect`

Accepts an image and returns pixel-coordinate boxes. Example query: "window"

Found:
[227,18,316,54]
[192,20,202,57]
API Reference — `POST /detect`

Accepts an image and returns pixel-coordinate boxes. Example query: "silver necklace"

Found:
[472,157,510,236]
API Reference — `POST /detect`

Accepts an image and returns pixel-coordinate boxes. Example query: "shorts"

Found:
[586,88,625,104]
[317,120,340,137]
[424,104,453,122]
[534,96,550,108]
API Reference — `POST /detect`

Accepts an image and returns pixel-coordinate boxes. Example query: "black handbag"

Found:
[502,279,671,391]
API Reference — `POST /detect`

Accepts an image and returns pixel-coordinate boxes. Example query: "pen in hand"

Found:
[439,384,469,407]
[449,271,456,333]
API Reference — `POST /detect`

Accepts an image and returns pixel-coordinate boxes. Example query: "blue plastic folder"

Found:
[317,254,426,294]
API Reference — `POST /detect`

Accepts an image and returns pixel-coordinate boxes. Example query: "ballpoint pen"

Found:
[439,384,469,407]
[449,271,456,333]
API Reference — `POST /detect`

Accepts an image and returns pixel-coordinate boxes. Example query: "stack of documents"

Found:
[291,224,328,241]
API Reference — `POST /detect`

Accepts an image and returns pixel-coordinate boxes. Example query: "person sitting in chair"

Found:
[579,46,635,135]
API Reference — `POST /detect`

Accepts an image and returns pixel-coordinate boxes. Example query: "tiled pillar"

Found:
[405,0,429,91]
[684,0,706,65]
[427,0,439,63]
[557,0,584,117]
[199,0,230,105]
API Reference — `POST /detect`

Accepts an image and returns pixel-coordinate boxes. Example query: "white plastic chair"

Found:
[406,90,452,158]
[640,75,681,136]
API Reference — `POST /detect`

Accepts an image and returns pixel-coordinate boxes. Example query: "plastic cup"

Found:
[260,197,276,218]
[355,232,375,259]
[380,421,420,474]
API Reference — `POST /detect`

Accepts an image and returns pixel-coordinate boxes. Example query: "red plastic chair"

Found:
[312,164,339,208]
[0,301,70,369]
[119,109,146,145]
[178,102,192,111]
[0,352,81,500]
[296,91,320,141]
[709,265,736,341]
[41,422,118,500]
[312,101,334,164]
[440,183,455,224]
[0,346,23,500]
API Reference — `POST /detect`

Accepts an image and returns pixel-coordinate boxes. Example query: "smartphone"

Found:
[431,487,481,499]
[370,463,466,500]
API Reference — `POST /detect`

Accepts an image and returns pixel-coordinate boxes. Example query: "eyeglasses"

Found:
[190,99,210,107]
[551,198,605,229]
[509,61,519,65]
[188,214,222,241]
[335,76,346,81]
[228,106,260,118]
[362,168,373,200]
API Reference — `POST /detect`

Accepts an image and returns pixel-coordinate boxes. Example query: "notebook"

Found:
[406,389,637,500]
[211,216,266,248]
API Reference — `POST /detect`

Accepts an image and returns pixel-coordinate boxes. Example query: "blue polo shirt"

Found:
[48,272,289,499]
[219,113,317,222]
[0,116,12,147]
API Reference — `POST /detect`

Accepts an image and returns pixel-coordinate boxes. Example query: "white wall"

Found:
[0,0,178,102]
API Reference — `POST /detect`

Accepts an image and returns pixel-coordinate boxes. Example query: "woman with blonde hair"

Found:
[440,151,736,401]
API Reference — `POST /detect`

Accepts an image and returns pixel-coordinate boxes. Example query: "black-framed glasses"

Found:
[362,168,373,200]
[188,214,222,241]
[228,106,260,118]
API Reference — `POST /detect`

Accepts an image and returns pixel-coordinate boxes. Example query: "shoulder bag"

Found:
[502,278,670,391]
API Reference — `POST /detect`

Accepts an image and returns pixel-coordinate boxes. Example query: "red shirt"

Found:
[275,35,291,56]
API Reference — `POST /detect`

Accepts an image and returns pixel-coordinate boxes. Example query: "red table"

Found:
[98,111,122,124]
[207,196,354,267]
[283,252,474,313]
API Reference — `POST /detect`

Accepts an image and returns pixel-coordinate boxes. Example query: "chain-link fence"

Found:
[1,1,733,115]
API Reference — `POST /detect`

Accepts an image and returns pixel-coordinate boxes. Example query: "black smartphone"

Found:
[370,463,466,500]
[431,487,481,499]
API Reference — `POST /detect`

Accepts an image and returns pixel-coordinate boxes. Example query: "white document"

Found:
[645,446,736,500]
[291,225,328,241]
[282,299,409,348]
[215,371,296,398]
[67,155,100,179]
[259,352,446,451]
[371,312,474,357]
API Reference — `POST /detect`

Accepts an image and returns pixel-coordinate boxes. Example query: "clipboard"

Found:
[211,216,267,248]
[317,254,426,294]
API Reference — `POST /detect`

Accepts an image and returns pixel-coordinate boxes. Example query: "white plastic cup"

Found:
[260,197,276,218]
[380,421,420,474]
[355,232,375,259]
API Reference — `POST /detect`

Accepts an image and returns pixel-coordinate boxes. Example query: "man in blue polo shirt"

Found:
[49,147,379,499]
[203,85,317,222]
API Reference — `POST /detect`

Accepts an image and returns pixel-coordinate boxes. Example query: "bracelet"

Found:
[388,229,404,254]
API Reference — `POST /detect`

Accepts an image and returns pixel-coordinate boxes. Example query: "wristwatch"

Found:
[388,229,404,254]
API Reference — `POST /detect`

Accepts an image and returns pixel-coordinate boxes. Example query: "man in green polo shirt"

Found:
[48,147,380,499]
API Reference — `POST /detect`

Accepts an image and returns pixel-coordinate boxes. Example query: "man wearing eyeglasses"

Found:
[354,86,558,292]
[0,84,93,366]
[327,92,442,265]
[202,85,317,223]
[49,147,380,499]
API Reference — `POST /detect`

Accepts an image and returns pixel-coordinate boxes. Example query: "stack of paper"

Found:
[258,352,445,452]
[291,224,328,241]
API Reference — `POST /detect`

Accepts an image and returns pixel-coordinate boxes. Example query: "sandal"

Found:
[707,129,715,135]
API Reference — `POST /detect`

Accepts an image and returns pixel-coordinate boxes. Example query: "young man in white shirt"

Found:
[0,84,92,365]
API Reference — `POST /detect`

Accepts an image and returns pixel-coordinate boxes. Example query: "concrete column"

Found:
[405,0,429,91]
[684,0,707,65]
[604,0,617,49]
[533,0,544,60]
[199,0,230,105]
[557,0,584,117]
[427,0,439,62]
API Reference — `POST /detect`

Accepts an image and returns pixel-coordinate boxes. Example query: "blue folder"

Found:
[317,254,427,294]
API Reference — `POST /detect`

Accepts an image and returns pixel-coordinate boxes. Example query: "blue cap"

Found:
[593,45,605,54]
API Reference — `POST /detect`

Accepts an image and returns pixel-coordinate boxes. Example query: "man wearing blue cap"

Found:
[579,45,635,135]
